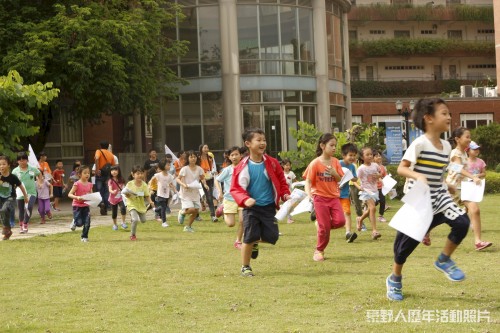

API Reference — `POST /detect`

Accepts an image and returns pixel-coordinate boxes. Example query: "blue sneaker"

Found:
[178,210,186,225]
[434,258,465,282]
[121,223,128,229]
[112,225,118,231]
[386,275,403,301]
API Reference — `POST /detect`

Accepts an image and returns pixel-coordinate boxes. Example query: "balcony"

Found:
[348,4,494,23]
[349,38,495,59]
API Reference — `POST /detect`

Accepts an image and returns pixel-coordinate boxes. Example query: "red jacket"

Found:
[230,154,290,209]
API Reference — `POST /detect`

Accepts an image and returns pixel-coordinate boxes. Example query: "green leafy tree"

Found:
[0,0,188,150]
[471,123,500,169]
[0,70,59,159]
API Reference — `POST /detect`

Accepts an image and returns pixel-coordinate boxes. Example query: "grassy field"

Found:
[1,195,499,333]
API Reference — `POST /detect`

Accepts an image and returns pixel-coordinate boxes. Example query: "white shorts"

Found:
[181,198,201,210]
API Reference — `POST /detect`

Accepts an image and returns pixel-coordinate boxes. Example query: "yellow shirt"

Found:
[125,181,150,213]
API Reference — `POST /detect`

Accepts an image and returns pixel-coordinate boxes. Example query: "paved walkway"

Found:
[7,199,180,241]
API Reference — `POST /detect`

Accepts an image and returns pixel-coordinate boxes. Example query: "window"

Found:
[477,29,494,34]
[394,30,410,38]
[44,110,84,160]
[350,66,359,80]
[385,65,424,70]
[460,114,494,130]
[447,30,462,40]
[421,30,437,35]
[351,115,362,124]
[467,64,496,69]
[369,30,385,35]
[349,30,358,41]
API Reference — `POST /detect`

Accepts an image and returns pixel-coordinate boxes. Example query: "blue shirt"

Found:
[339,161,357,199]
[216,165,235,201]
[247,160,274,206]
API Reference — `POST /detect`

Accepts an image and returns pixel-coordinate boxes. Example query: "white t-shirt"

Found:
[179,165,204,202]
[153,172,175,199]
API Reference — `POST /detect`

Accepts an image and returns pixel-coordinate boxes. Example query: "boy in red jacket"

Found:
[230,128,290,277]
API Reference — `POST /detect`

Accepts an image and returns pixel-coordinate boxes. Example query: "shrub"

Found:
[496,163,500,173]
[485,171,500,194]
[471,123,500,169]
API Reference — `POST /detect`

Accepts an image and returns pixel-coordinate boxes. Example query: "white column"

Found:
[494,0,500,96]
[219,0,243,145]
[343,11,352,130]
[312,0,331,133]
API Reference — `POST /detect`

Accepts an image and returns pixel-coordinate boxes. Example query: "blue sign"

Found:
[385,121,403,164]
[408,122,424,145]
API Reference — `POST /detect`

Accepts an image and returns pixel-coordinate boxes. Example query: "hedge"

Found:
[385,166,500,199]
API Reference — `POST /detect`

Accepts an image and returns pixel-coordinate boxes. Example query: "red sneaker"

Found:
[215,205,224,218]
[130,235,137,241]
[475,241,492,251]
[233,241,242,249]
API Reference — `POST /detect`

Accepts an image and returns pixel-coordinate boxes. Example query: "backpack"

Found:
[99,149,112,177]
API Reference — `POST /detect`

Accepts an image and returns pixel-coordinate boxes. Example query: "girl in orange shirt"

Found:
[199,144,218,222]
[303,133,345,262]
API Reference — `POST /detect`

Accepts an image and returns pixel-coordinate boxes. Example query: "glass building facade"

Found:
[153,0,352,155]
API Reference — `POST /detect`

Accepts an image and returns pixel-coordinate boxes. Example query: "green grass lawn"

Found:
[1,195,499,332]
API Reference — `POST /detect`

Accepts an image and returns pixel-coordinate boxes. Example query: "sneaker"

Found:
[99,203,107,215]
[241,265,254,277]
[195,216,202,221]
[356,216,362,231]
[23,223,28,233]
[112,225,118,231]
[475,241,492,251]
[70,220,76,231]
[19,223,26,234]
[378,216,387,223]
[121,223,128,229]
[313,250,325,262]
[162,222,169,228]
[81,238,89,243]
[177,210,186,225]
[234,241,242,250]
[215,205,224,218]
[2,228,13,240]
[211,216,218,222]
[422,233,431,246]
[287,218,294,224]
[346,232,358,243]
[372,231,382,240]
[434,258,465,282]
[10,221,15,228]
[386,275,403,301]
[130,235,137,241]
[251,243,259,259]
[183,226,194,233]
[361,223,367,232]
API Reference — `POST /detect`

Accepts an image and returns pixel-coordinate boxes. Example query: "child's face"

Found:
[245,133,267,156]
[56,162,63,169]
[80,168,91,181]
[455,130,472,150]
[321,139,337,157]
[428,103,451,133]
[374,154,382,164]
[342,152,357,164]
[362,149,373,163]
[283,162,291,172]
[111,168,119,177]
[133,171,144,181]
[0,159,9,173]
[468,148,480,158]
[149,150,157,159]
[229,150,242,166]
[18,158,28,168]
[164,163,171,171]
[201,145,209,154]
[188,154,198,165]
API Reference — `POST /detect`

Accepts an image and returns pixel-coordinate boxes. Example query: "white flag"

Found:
[28,144,40,169]
[164,144,179,163]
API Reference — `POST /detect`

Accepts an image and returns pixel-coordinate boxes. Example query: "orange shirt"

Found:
[39,161,52,176]
[94,149,115,170]
[302,157,344,198]
[200,157,212,173]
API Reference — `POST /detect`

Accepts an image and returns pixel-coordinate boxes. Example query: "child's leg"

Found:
[158,198,167,223]
[81,207,91,239]
[367,199,378,233]
[241,241,256,266]
[130,210,140,236]
[185,208,198,227]
[313,197,332,253]
[224,213,236,227]
[111,204,118,225]
[38,198,45,218]
[17,199,25,223]
[119,202,127,224]
[350,185,363,217]
[237,209,244,243]
[463,201,483,244]
[24,196,37,224]
[378,189,386,217]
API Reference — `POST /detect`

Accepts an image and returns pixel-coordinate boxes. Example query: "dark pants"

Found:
[73,206,91,239]
[393,212,470,265]
[111,201,126,219]
[0,198,15,227]
[17,196,37,224]
[155,196,170,223]
[202,178,216,217]
[349,185,363,217]
[378,189,386,216]
[95,175,110,208]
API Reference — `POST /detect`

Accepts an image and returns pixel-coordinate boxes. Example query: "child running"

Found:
[303,133,345,262]
[281,158,297,224]
[51,160,65,211]
[215,146,245,249]
[176,151,208,233]
[373,150,388,223]
[151,160,177,228]
[12,152,40,234]
[339,143,359,243]
[356,147,382,240]
[446,127,491,251]
[386,98,471,301]
[0,155,28,240]
[231,128,290,277]
[108,165,127,230]
[123,165,155,241]
[67,165,94,242]
[36,173,53,224]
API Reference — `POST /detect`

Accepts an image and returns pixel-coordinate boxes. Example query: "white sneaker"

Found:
[81,238,89,243]
[162,222,169,228]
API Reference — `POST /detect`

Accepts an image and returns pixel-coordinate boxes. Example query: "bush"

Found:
[471,123,500,169]
[496,163,500,173]
[485,171,500,194]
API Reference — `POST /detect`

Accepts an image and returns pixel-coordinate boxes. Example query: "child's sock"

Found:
[438,253,450,263]
[390,274,402,282]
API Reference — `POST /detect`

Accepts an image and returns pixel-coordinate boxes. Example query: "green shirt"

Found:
[125,180,150,214]
[12,165,40,198]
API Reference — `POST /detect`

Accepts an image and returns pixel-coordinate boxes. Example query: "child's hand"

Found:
[447,184,457,194]
[244,198,256,207]
[415,174,428,184]
[472,176,481,185]
[283,194,291,201]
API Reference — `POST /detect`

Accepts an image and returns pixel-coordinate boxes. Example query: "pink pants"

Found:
[314,195,345,252]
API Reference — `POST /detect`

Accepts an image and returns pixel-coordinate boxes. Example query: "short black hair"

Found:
[17,152,29,160]
[100,141,109,149]
[242,127,265,142]
[341,143,358,156]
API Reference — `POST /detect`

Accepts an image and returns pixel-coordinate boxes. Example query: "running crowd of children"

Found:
[0,98,493,300]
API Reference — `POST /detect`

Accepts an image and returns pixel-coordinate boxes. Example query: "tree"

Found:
[0,0,188,148]
[471,123,500,169]
[0,70,59,159]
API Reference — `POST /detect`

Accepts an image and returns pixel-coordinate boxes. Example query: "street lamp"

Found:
[395,99,415,141]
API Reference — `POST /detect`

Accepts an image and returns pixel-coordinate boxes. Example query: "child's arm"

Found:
[68,185,83,202]
[214,179,223,202]
[304,179,312,200]
[450,156,481,185]
[49,183,53,198]
[176,175,188,189]
[19,184,29,203]
[108,180,116,195]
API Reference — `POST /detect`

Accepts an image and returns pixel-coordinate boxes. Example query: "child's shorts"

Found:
[340,198,351,215]
[180,198,201,210]
[53,186,63,198]
[242,204,279,245]
[223,199,242,215]
[359,190,379,202]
